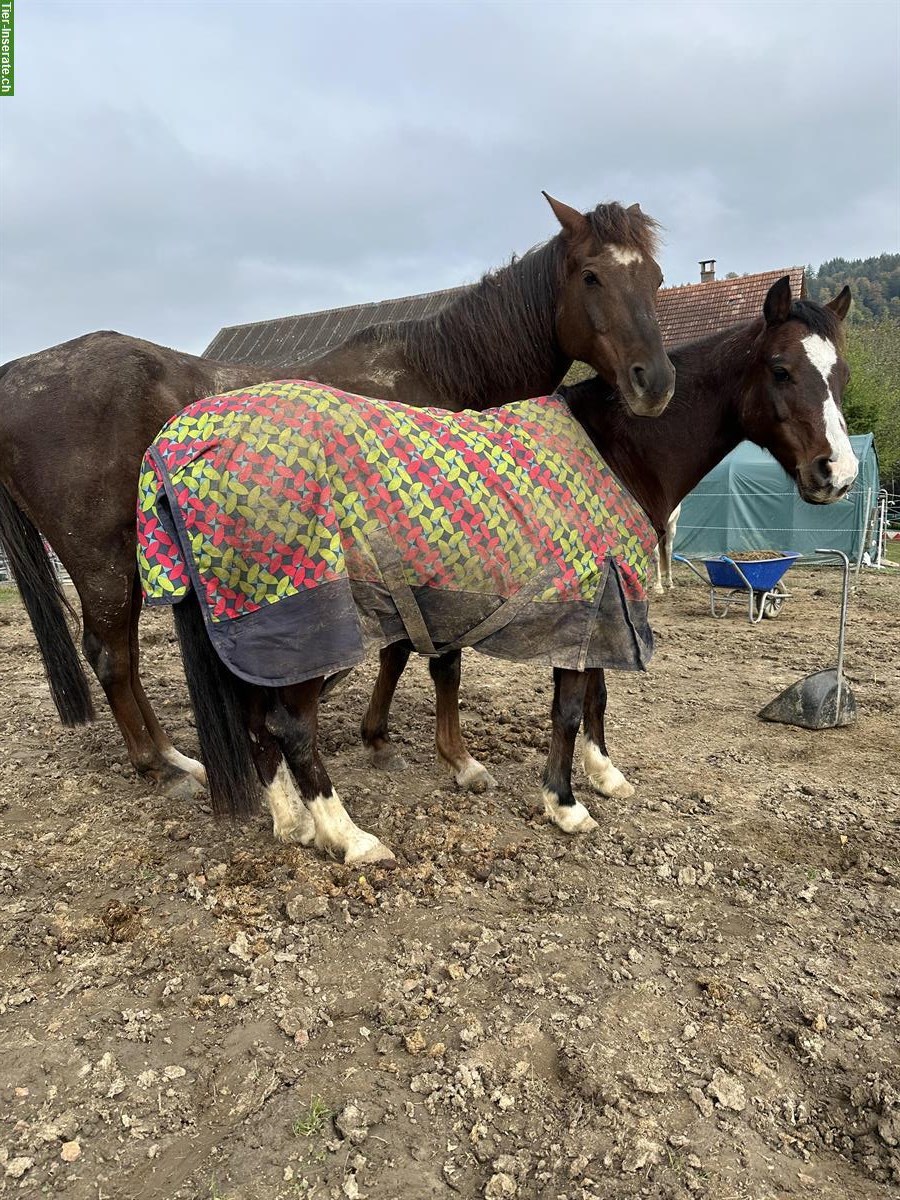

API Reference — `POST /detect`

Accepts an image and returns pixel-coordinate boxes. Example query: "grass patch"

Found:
[883,538,900,565]
[292,1096,331,1139]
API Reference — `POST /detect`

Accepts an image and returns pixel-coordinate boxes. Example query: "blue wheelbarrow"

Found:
[673,552,800,623]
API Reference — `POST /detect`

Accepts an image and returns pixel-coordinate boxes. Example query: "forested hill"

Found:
[806,253,900,321]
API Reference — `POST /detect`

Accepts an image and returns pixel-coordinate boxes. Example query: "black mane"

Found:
[347,202,660,408]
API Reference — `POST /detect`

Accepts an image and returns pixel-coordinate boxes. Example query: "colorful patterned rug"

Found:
[138,382,656,686]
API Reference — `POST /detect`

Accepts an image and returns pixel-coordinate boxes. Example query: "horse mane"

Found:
[352,237,566,406]
[348,202,660,407]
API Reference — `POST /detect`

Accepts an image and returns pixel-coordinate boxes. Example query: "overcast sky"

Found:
[1,1,898,363]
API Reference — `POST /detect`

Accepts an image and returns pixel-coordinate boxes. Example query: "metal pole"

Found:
[816,548,850,722]
[854,485,873,583]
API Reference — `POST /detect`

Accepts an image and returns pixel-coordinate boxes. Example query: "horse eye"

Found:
[772,365,791,383]
[582,270,600,287]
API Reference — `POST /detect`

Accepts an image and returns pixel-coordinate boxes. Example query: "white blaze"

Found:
[607,245,643,266]
[801,334,858,489]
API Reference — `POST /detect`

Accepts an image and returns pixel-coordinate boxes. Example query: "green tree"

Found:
[844,318,900,489]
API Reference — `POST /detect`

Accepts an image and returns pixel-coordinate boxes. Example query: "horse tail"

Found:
[172,589,260,820]
[0,483,95,725]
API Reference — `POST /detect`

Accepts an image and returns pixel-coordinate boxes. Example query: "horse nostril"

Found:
[812,455,833,487]
[630,364,648,394]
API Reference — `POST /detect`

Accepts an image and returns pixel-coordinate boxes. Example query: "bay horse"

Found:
[0,195,674,795]
[151,278,853,862]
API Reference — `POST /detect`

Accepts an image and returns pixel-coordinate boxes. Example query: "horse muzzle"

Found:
[620,358,677,418]
[796,453,857,504]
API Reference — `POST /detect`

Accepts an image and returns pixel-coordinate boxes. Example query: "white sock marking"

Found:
[447,754,497,792]
[801,334,858,489]
[582,741,635,799]
[608,244,643,266]
[163,747,208,787]
[265,760,315,846]
[542,789,598,834]
[307,791,394,865]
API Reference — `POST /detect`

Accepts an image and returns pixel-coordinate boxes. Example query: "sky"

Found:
[1,0,898,363]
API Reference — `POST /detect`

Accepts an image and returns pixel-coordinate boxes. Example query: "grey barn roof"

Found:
[204,267,806,367]
[205,286,466,367]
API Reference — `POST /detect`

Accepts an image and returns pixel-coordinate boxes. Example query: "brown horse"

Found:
[0,196,674,794]
[160,278,853,864]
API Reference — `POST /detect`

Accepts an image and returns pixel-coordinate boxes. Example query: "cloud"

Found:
[1,1,897,361]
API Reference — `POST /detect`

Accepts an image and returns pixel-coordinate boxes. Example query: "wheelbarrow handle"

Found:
[672,553,708,584]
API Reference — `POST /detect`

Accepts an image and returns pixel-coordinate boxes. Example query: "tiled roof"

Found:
[203,267,806,366]
[656,267,806,347]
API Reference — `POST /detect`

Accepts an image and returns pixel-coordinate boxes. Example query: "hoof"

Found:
[454,758,497,793]
[162,772,205,802]
[368,745,408,773]
[585,770,636,800]
[582,744,636,800]
[273,818,316,848]
[542,791,599,834]
[340,834,396,867]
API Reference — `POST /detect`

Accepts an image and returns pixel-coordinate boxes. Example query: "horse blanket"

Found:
[137,382,656,687]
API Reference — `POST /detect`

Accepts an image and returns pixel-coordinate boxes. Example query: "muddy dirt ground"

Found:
[0,566,898,1200]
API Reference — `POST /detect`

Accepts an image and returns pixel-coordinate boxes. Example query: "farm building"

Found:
[204,262,807,363]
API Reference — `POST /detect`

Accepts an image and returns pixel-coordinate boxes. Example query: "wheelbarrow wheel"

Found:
[759,580,787,620]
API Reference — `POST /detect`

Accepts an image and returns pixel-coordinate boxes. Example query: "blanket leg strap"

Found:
[370,534,438,656]
[450,572,554,649]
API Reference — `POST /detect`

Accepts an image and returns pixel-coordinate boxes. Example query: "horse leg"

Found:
[581,668,635,799]
[126,578,208,790]
[81,600,188,791]
[242,688,315,846]
[360,641,412,771]
[272,681,395,866]
[429,649,496,791]
[541,668,597,833]
[665,544,675,589]
[657,540,672,595]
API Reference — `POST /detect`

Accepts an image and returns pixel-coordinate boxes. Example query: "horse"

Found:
[652,501,682,593]
[0,195,674,795]
[141,277,854,862]
[336,279,859,805]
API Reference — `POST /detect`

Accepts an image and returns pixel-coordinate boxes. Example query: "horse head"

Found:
[544,193,676,418]
[742,277,856,504]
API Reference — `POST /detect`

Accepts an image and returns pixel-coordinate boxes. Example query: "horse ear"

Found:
[763,276,793,326]
[627,202,642,215]
[826,285,852,322]
[542,192,589,241]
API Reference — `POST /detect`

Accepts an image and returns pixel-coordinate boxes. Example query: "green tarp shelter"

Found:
[674,434,880,561]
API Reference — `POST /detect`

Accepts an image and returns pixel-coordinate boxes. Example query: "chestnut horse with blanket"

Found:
[0,196,673,795]
[140,278,853,864]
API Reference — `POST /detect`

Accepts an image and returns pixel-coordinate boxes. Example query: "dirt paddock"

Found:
[0,565,898,1200]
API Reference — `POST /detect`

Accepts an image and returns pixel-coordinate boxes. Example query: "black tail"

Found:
[173,590,260,820]
[0,483,95,725]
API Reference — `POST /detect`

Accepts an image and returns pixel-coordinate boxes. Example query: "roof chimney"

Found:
[700,259,716,283]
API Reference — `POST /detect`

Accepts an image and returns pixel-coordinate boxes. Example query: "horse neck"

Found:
[574,324,758,531]
[384,238,570,408]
